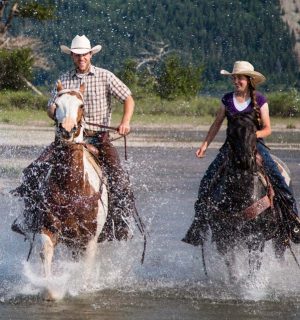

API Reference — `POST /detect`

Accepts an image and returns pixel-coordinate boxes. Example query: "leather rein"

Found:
[54,88,129,160]
[240,153,275,221]
[83,121,129,161]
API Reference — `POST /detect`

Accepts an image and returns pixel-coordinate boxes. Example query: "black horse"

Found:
[183,112,297,281]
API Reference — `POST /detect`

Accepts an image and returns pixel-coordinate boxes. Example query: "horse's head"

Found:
[54,81,85,142]
[226,113,257,171]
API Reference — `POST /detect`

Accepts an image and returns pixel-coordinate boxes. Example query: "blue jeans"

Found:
[257,141,298,215]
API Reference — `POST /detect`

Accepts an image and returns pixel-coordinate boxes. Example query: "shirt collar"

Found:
[71,65,96,78]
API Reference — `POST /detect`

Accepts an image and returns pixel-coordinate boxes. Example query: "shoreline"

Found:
[0,123,300,132]
[0,123,299,149]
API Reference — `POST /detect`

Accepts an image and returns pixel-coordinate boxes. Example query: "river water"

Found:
[1,126,300,319]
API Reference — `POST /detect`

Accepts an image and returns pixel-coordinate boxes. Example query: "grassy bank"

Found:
[1,109,298,130]
[0,90,299,128]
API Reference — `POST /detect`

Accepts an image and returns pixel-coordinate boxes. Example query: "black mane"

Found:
[226,112,258,171]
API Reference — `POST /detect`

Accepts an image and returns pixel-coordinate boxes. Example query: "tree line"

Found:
[1,0,300,95]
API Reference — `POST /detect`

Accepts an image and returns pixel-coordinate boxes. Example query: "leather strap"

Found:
[242,195,271,220]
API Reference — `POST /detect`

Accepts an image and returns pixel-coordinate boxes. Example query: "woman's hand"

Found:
[195,105,225,159]
[196,143,208,158]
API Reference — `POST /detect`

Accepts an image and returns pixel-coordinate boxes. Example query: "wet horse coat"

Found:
[40,142,106,250]
[12,82,108,278]
[209,115,278,255]
[183,112,294,279]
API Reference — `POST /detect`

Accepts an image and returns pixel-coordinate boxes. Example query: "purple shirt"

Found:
[221,92,267,115]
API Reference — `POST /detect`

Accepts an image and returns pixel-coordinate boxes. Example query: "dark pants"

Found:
[182,141,299,246]
[84,132,136,242]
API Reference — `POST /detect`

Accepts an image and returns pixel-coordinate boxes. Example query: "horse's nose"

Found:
[59,126,72,139]
[62,129,72,139]
[71,125,78,134]
[62,118,77,133]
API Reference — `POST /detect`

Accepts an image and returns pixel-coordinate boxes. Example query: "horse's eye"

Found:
[79,104,84,109]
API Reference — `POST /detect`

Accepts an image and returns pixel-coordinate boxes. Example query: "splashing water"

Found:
[1,142,300,319]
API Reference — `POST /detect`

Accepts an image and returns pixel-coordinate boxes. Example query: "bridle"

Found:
[54,88,84,141]
[57,88,84,101]
[83,121,130,160]
[54,89,130,159]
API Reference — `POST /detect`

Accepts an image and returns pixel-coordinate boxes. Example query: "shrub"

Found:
[0,91,48,110]
[267,89,300,117]
[155,55,203,100]
[113,93,219,117]
[0,48,34,90]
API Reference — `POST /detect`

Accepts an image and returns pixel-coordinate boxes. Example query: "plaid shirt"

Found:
[48,65,132,131]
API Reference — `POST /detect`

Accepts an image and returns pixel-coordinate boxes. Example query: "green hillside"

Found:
[13,0,299,91]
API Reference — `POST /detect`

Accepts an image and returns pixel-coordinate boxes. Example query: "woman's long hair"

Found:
[248,78,261,129]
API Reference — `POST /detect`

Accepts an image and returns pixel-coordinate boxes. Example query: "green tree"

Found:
[0,1,55,41]
[118,58,157,96]
[156,55,203,100]
[0,48,33,90]
[137,68,157,94]
[117,59,138,87]
[2,0,298,90]
[0,1,55,92]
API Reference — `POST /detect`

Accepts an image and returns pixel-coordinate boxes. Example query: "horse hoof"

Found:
[41,289,56,301]
[229,275,238,284]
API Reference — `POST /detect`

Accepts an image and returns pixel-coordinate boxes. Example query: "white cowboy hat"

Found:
[220,61,266,86]
[60,35,102,55]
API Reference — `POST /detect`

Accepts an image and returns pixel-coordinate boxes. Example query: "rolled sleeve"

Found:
[109,73,132,102]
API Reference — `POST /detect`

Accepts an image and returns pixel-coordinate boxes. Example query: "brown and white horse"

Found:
[12,82,108,289]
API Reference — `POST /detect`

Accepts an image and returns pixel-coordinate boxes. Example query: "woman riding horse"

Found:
[182,61,300,254]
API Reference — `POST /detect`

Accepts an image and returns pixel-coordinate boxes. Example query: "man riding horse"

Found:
[13,35,138,243]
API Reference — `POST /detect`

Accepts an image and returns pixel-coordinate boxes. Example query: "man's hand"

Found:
[118,121,130,135]
[119,95,134,135]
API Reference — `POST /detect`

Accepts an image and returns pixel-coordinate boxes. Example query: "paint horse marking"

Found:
[12,82,108,298]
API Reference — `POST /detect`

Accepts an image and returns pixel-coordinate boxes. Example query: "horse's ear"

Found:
[57,80,63,92]
[79,83,85,94]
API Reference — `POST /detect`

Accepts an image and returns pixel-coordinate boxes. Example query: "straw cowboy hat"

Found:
[220,61,266,86]
[60,35,102,55]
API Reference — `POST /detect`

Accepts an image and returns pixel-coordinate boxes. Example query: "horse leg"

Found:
[247,239,265,281]
[84,195,108,282]
[35,230,61,301]
[224,249,238,283]
[216,239,238,283]
[272,232,287,261]
[84,238,97,279]
[38,229,56,278]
